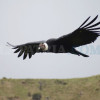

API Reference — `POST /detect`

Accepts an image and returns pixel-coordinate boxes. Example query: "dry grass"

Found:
[0,75,100,100]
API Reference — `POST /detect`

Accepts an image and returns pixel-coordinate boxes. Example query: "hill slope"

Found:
[0,75,100,100]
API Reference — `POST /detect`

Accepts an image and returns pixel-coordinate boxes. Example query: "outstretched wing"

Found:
[57,15,100,47]
[7,42,41,59]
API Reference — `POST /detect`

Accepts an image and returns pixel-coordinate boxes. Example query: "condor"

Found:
[8,15,100,59]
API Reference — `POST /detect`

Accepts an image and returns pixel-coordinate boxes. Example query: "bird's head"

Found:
[38,43,48,51]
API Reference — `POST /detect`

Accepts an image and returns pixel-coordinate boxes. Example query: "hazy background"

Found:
[0,0,100,79]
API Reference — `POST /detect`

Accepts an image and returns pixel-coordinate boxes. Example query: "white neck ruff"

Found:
[43,43,48,51]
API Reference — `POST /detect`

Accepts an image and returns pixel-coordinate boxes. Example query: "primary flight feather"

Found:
[8,15,100,60]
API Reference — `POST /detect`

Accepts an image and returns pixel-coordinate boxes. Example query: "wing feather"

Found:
[14,48,20,53]
[8,42,41,59]
[29,52,32,59]
[18,50,24,57]
[79,16,91,28]
[23,51,27,60]
[88,27,100,30]
[82,15,98,28]
[57,16,100,47]
[86,22,100,29]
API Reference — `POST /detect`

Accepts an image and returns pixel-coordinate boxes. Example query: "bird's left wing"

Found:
[7,42,40,59]
[56,15,100,47]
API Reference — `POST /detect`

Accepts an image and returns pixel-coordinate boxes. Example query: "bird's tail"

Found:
[70,48,89,57]
[78,52,89,57]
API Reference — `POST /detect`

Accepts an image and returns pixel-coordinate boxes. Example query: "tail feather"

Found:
[78,52,89,57]
[70,48,89,57]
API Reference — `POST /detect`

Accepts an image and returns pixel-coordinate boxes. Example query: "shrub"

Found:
[32,93,42,100]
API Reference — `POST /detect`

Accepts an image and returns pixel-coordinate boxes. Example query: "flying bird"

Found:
[7,15,100,60]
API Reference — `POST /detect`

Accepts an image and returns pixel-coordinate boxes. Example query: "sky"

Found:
[0,0,100,79]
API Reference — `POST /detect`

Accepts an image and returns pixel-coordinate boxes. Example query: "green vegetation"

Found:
[0,75,100,100]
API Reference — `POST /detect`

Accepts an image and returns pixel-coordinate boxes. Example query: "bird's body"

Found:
[8,15,100,59]
[46,38,71,53]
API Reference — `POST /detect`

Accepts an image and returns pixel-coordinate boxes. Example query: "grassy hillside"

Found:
[0,75,100,100]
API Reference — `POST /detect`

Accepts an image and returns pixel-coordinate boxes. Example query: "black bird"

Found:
[8,15,100,60]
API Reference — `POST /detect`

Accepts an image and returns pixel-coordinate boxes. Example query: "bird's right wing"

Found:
[7,42,40,59]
